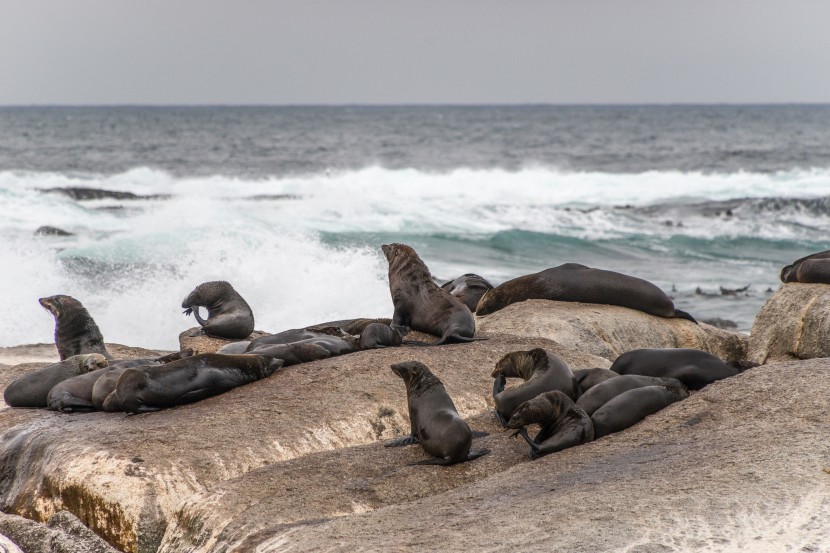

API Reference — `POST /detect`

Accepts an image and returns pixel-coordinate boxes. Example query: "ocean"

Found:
[1,105,829,350]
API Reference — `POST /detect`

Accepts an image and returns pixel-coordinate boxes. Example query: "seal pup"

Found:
[507,391,594,459]
[47,366,112,412]
[248,335,359,366]
[386,360,489,465]
[475,263,696,323]
[440,274,494,312]
[39,295,111,360]
[4,354,108,408]
[572,368,619,395]
[576,374,686,416]
[182,281,255,340]
[382,243,478,345]
[359,323,403,349]
[491,349,579,426]
[591,383,689,438]
[609,348,740,390]
[114,353,283,414]
[781,250,830,283]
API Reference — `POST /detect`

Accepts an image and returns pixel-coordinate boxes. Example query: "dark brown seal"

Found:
[382,243,478,345]
[576,374,686,415]
[39,295,111,360]
[491,348,578,426]
[441,274,494,312]
[507,390,594,459]
[4,354,108,408]
[591,383,689,438]
[781,250,830,283]
[386,360,489,465]
[609,348,740,390]
[475,263,696,323]
[91,350,194,411]
[47,366,112,412]
[573,367,619,394]
[359,323,403,349]
[182,281,255,339]
[247,335,359,366]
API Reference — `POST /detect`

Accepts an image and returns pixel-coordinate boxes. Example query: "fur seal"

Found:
[591,383,689,438]
[91,350,194,411]
[182,281,255,339]
[491,348,579,426]
[609,348,740,390]
[245,327,345,352]
[306,318,392,335]
[475,263,696,323]
[781,250,830,283]
[47,366,112,412]
[441,274,494,312]
[576,374,686,415]
[39,295,111,360]
[507,390,594,459]
[248,335,359,366]
[4,354,108,408]
[382,243,478,345]
[359,323,403,349]
[386,360,489,465]
[113,353,283,414]
[572,367,619,394]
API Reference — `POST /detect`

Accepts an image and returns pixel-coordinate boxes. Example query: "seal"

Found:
[609,348,740,390]
[248,335,359,366]
[46,366,112,412]
[113,353,283,414]
[182,281,255,339]
[591,383,689,438]
[91,350,194,411]
[506,390,594,459]
[475,263,697,323]
[781,250,830,283]
[385,360,489,465]
[39,295,111,360]
[359,323,403,349]
[306,318,392,335]
[245,327,345,352]
[576,374,686,415]
[441,274,494,312]
[4,353,108,408]
[491,348,579,426]
[572,367,619,394]
[382,243,478,345]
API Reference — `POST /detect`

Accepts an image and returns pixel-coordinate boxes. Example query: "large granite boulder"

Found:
[475,299,748,362]
[0,511,118,553]
[748,283,830,364]
[178,328,270,355]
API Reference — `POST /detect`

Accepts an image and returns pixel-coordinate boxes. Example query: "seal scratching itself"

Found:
[39,295,111,360]
[386,360,489,465]
[382,243,479,345]
[507,391,594,459]
[4,353,108,408]
[182,281,255,339]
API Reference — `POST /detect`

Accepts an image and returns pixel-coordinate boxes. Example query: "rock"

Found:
[178,327,270,355]
[475,299,748,362]
[748,283,830,364]
[0,511,118,553]
[34,226,74,237]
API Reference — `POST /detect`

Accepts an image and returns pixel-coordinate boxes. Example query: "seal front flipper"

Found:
[674,309,698,324]
[385,435,419,447]
[494,408,509,427]
[466,448,490,461]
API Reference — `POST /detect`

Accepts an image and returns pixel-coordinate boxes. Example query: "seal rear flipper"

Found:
[384,435,419,447]
[512,427,541,452]
[674,309,698,324]
[492,373,506,397]
[466,448,490,461]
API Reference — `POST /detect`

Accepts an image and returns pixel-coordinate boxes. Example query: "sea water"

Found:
[1,105,829,349]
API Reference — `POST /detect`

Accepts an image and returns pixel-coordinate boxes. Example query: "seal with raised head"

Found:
[572,367,619,394]
[475,263,696,323]
[248,335,359,366]
[441,274,494,312]
[39,295,111,360]
[382,243,478,345]
[781,250,830,283]
[576,374,686,415]
[385,360,489,465]
[182,281,255,340]
[591,382,689,438]
[113,353,283,414]
[609,348,740,390]
[4,354,108,408]
[491,348,579,426]
[507,390,594,459]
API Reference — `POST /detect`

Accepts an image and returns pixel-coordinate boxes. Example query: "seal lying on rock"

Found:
[245,327,344,352]
[475,263,696,323]
[182,281,255,340]
[359,323,403,349]
[573,368,619,394]
[91,350,194,411]
[491,349,579,426]
[39,295,112,360]
[248,335,359,366]
[609,348,740,390]
[591,382,689,438]
[781,250,830,283]
[441,274,494,312]
[382,243,479,345]
[4,354,108,408]
[576,375,686,416]
[47,366,112,412]
[112,354,283,414]
[386,360,489,465]
[507,391,594,459]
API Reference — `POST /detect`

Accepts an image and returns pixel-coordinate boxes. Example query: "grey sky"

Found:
[2,1,829,105]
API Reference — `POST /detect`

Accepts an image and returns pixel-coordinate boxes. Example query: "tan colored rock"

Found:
[178,327,270,354]
[476,299,748,362]
[748,283,830,364]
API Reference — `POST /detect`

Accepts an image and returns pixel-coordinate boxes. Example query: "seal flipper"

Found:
[674,309,698,324]
[191,306,208,326]
[466,448,490,461]
[384,435,419,447]
[492,373,506,396]
[512,427,542,453]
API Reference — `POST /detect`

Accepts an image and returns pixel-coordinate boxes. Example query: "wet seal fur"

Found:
[112,353,283,414]
[609,348,743,390]
[507,391,594,459]
[386,360,489,465]
[182,281,255,340]
[4,354,108,408]
[781,250,830,284]
[441,273,494,312]
[491,348,579,426]
[39,295,111,360]
[382,243,479,345]
[576,374,686,416]
[475,263,697,323]
[591,382,689,438]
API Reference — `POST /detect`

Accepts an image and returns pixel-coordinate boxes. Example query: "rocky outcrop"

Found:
[178,328,270,355]
[0,511,118,553]
[748,283,830,364]
[475,299,748,362]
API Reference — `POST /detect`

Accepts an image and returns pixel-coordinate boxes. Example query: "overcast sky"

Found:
[2,1,829,105]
